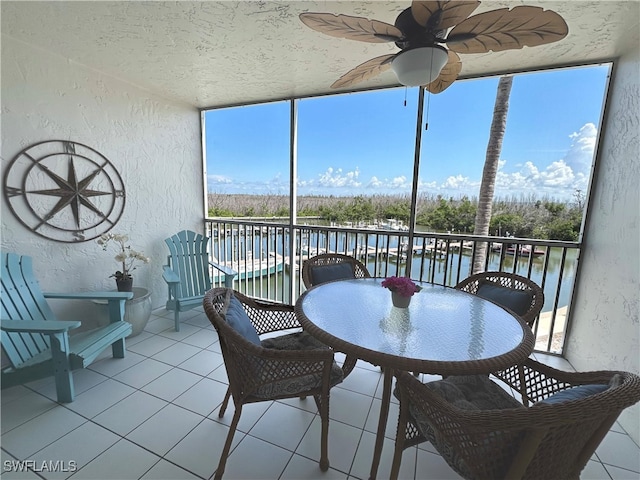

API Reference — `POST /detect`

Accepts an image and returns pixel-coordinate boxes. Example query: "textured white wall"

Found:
[566,47,640,443]
[1,37,204,311]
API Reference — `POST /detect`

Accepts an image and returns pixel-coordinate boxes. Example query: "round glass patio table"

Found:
[295,277,535,479]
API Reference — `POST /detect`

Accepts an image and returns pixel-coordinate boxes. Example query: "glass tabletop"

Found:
[296,278,534,374]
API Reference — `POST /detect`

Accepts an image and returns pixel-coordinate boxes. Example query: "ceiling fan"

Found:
[299,1,568,93]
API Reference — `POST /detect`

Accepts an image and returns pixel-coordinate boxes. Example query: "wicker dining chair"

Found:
[391,359,640,480]
[455,271,544,328]
[301,253,372,377]
[301,253,371,289]
[203,288,344,479]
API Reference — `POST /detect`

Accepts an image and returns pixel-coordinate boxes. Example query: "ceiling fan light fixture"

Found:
[391,45,449,87]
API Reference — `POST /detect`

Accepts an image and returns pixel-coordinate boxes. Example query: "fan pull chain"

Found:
[423,47,436,130]
[424,88,431,130]
[404,86,408,107]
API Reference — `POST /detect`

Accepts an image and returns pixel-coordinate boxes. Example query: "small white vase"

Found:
[391,291,411,308]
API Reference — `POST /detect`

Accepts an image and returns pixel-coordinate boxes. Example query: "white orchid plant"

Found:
[97,233,150,280]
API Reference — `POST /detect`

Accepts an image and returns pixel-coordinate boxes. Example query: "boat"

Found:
[300,245,326,256]
[504,245,545,257]
[491,242,503,252]
[490,242,544,257]
[381,218,409,231]
[212,252,284,282]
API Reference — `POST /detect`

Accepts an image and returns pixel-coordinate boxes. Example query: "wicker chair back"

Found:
[302,253,372,289]
[391,359,640,480]
[455,271,544,328]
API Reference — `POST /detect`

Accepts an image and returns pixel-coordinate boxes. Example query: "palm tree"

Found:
[472,75,513,274]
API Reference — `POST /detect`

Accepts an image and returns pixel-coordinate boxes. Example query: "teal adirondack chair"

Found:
[1,252,133,403]
[163,230,236,331]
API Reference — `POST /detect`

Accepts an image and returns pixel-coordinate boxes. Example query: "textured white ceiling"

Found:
[2,1,638,109]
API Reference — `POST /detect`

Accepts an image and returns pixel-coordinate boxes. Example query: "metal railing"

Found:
[204,219,579,355]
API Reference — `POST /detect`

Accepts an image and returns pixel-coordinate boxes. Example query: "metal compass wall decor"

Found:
[3,140,126,243]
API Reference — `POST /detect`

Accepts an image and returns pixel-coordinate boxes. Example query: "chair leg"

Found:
[370,368,393,480]
[390,385,410,480]
[219,387,232,418]
[111,338,126,358]
[316,393,330,471]
[389,428,405,480]
[50,333,74,403]
[174,309,180,332]
[214,405,242,480]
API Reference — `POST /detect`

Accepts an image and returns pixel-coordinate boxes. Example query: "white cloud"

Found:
[389,176,410,188]
[364,175,410,190]
[422,126,595,199]
[441,175,479,190]
[520,162,538,177]
[208,174,232,184]
[367,176,383,187]
[418,179,438,189]
[483,122,596,198]
[317,167,362,188]
[539,161,576,187]
[564,123,597,175]
[494,159,586,196]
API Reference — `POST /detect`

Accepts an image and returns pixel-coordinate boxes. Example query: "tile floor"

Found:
[2,307,639,480]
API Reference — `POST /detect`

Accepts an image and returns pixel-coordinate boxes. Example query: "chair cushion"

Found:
[536,384,609,405]
[398,374,524,412]
[261,331,328,351]
[310,262,354,286]
[534,374,622,406]
[395,375,524,479]
[224,295,261,346]
[476,281,534,317]
[256,331,343,398]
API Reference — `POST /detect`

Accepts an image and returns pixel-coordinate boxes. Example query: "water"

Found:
[214,225,577,312]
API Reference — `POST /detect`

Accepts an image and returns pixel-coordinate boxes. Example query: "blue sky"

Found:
[204,64,609,201]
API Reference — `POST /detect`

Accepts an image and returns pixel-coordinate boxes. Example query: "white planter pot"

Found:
[123,287,152,337]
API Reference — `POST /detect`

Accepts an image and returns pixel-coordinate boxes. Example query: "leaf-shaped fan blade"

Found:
[331,54,396,89]
[447,6,569,54]
[424,50,461,93]
[411,1,480,30]
[299,12,403,43]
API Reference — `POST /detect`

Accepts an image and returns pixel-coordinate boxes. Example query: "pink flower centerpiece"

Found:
[382,276,422,308]
[381,276,422,297]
